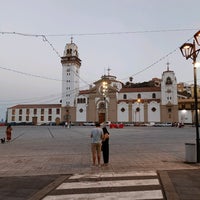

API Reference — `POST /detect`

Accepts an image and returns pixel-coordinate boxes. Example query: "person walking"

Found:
[90,122,103,166]
[6,124,12,142]
[102,126,110,166]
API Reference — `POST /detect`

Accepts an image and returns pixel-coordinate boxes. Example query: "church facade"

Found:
[61,41,178,125]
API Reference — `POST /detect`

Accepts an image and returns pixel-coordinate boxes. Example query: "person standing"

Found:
[90,122,103,166]
[68,121,72,128]
[102,126,110,166]
[6,124,12,142]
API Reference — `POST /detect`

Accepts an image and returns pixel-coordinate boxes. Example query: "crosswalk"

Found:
[42,171,164,200]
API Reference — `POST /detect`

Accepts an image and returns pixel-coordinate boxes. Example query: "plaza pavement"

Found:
[0,125,200,199]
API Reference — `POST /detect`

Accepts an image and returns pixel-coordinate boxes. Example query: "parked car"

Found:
[83,122,95,126]
[154,122,172,127]
[163,122,172,127]
[109,122,124,128]
[100,121,111,126]
[144,122,155,127]
[0,122,6,126]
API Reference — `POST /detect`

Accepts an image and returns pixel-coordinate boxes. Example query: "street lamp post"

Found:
[102,81,108,123]
[180,30,200,163]
[137,98,141,124]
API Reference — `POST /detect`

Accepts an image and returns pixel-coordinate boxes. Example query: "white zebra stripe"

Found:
[57,179,160,189]
[42,190,163,200]
[69,171,157,179]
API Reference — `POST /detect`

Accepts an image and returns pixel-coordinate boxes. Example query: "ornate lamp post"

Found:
[180,30,200,163]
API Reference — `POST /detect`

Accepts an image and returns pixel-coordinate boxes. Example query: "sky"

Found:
[0,0,200,121]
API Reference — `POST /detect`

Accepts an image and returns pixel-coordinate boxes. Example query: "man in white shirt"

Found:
[91,122,103,166]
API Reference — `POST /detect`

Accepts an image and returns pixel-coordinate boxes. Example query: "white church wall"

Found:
[118,91,161,101]
[76,104,87,122]
[148,101,160,122]
[117,102,129,122]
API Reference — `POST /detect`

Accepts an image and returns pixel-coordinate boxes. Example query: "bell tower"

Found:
[61,38,81,107]
[160,62,178,122]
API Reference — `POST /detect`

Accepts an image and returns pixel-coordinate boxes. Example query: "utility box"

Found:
[185,143,196,163]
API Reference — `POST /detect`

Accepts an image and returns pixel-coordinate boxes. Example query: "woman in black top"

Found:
[102,126,109,165]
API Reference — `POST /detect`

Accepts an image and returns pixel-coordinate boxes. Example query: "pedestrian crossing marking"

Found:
[57,179,160,189]
[69,171,157,179]
[42,171,164,200]
[43,190,163,200]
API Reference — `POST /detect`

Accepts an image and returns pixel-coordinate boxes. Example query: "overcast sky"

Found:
[0,0,200,120]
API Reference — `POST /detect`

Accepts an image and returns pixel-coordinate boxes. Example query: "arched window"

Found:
[123,94,127,99]
[168,108,172,113]
[152,93,156,98]
[166,77,172,85]
[137,93,141,99]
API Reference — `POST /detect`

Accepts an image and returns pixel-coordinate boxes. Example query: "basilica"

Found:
[7,40,196,125]
[60,40,179,125]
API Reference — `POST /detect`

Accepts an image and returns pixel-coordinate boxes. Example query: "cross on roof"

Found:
[107,67,111,75]
[70,36,73,43]
[166,62,170,71]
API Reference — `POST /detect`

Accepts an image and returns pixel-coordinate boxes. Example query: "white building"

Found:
[7,104,61,125]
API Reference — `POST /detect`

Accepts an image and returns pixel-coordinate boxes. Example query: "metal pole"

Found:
[139,103,140,124]
[104,97,107,123]
[193,40,200,163]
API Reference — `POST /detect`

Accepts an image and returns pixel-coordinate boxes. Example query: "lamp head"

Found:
[180,43,194,59]
[194,30,200,46]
